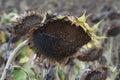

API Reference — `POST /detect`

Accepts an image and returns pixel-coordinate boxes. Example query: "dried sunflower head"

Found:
[80,65,108,80]
[29,12,103,64]
[9,10,43,37]
[77,44,103,61]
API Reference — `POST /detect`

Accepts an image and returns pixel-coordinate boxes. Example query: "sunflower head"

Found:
[80,65,108,80]
[30,12,103,64]
[9,11,103,64]
[9,10,43,37]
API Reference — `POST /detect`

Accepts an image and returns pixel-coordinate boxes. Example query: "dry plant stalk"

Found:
[0,40,28,80]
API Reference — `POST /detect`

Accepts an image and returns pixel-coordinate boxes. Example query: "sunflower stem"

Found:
[0,40,28,80]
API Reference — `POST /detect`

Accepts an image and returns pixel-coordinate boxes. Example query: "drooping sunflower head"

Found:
[9,10,43,37]
[30,12,104,64]
[80,65,108,80]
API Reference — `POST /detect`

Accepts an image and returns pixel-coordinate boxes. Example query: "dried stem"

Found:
[0,40,28,80]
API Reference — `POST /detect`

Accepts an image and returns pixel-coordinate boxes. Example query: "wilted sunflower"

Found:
[77,44,103,61]
[28,12,103,64]
[9,11,103,64]
[9,10,43,37]
[80,65,108,80]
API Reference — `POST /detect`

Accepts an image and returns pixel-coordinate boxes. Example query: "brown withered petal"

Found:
[77,46,103,61]
[80,65,108,80]
[9,11,43,37]
[31,16,91,63]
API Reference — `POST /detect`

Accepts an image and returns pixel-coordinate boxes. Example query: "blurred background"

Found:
[0,0,120,15]
[0,0,120,80]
